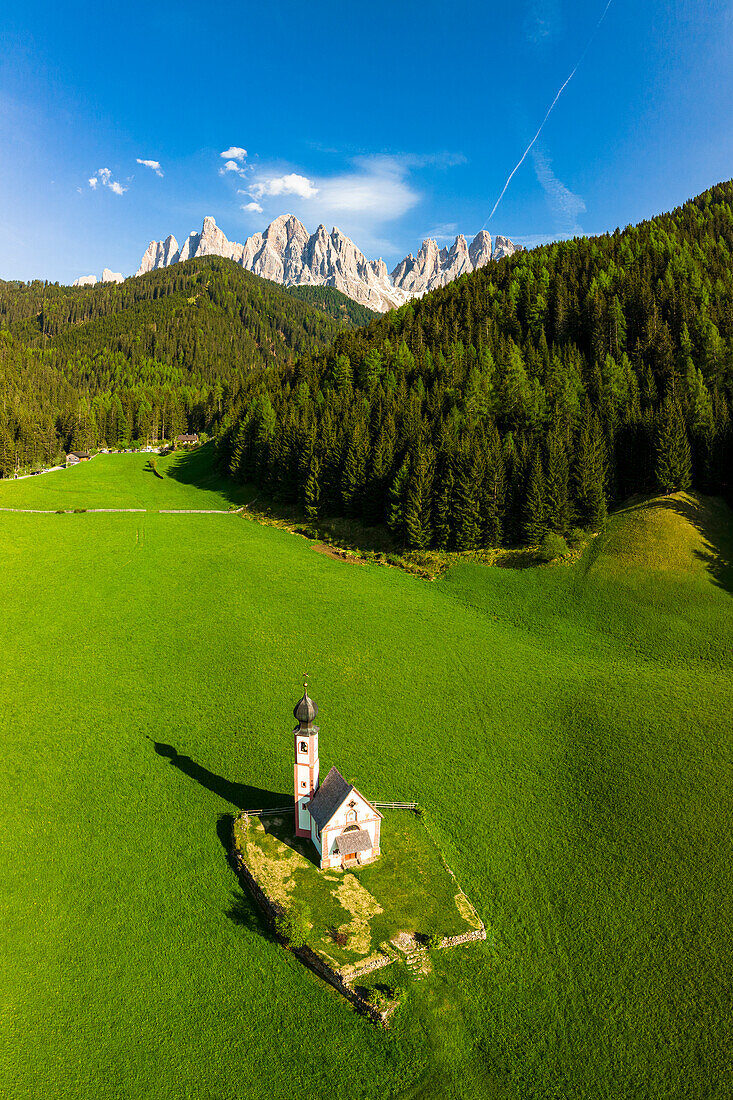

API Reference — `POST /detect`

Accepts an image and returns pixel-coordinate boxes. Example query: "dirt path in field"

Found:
[312,543,364,564]
[0,507,235,514]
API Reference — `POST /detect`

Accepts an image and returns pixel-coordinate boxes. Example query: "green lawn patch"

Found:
[0,444,252,511]
[234,811,482,974]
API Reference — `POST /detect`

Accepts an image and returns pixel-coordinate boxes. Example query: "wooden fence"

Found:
[242,801,418,815]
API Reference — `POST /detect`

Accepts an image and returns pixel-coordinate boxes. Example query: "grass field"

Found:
[1,455,732,1100]
[0,445,249,511]
[234,810,481,972]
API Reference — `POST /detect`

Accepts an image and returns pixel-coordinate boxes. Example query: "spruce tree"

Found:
[481,426,505,546]
[523,450,548,545]
[363,422,395,525]
[340,417,369,516]
[573,410,607,529]
[433,453,455,550]
[655,395,692,493]
[387,459,409,541]
[403,445,434,550]
[544,428,570,534]
[454,445,483,551]
[304,455,321,522]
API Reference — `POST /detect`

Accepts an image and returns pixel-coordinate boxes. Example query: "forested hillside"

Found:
[0,259,371,475]
[220,181,733,549]
[285,285,375,327]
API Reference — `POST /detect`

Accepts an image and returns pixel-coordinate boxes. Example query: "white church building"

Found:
[292,685,382,870]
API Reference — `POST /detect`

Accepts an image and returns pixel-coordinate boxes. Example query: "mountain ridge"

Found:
[129,214,521,312]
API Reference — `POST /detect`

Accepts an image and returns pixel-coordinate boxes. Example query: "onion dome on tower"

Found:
[294,681,318,730]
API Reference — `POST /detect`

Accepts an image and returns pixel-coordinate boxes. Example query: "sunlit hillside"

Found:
[1,457,731,1099]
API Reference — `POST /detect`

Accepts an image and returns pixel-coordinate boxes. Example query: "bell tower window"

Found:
[299,741,308,753]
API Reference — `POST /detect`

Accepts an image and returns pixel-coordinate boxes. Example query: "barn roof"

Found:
[308,767,352,829]
[68,451,90,459]
[335,829,372,855]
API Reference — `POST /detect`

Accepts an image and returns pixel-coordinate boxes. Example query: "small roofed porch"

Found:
[334,827,375,869]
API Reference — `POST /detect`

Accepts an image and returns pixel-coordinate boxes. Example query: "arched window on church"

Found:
[346,809,357,823]
[299,741,307,753]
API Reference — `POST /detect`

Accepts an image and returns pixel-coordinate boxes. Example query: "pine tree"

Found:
[403,445,434,550]
[387,459,409,541]
[363,421,395,525]
[304,454,321,523]
[523,450,547,545]
[340,417,369,516]
[544,429,570,534]
[573,410,607,529]
[454,444,483,551]
[481,425,505,546]
[655,395,692,493]
[433,452,455,550]
[331,354,353,392]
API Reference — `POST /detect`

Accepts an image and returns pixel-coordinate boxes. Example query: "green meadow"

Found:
[1,455,732,1099]
[0,447,249,511]
[235,810,481,971]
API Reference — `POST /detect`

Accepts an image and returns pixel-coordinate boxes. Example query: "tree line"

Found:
[219,182,733,549]
[0,259,369,476]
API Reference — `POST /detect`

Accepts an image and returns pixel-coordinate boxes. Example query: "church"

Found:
[292,684,382,870]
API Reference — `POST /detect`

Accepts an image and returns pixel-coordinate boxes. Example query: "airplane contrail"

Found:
[484,0,615,226]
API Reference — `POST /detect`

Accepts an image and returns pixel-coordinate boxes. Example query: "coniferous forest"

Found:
[0,259,373,476]
[219,182,733,549]
[4,183,733,547]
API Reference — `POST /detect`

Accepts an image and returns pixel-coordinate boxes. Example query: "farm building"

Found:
[175,434,199,447]
[66,451,91,466]
[293,686,382,870]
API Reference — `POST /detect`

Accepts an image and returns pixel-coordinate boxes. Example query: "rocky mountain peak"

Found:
[128,214,521,312]
[493,235,521,261]
[469,230,492,270]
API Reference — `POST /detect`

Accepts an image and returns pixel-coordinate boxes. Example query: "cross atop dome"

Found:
[293,674,318,729]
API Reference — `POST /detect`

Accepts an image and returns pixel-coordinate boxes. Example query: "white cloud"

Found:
[425,222,458,242]
[249,172,319,201]
[220,146,247,162]
[532,149,585,233]
[313,157,419,221]
[217,147,249,177]
[244,156,419,226]
[219,147,249,177]
[88,167,127,195]
[136,158,164,177]
[237,151,463,260]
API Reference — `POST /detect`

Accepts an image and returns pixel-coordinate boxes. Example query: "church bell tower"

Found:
[293,680,320,838]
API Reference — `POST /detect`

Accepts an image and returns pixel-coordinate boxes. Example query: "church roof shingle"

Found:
[335,829,372,855]
[308,766,353,829]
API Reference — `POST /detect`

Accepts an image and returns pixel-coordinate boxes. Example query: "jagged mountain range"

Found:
[74,215,522,311]
[72,268,123,287]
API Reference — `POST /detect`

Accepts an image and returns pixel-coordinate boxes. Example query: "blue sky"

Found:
[1,0,732,282]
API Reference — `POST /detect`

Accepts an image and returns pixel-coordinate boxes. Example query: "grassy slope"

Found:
[0,461,731,1100]
[0,446,250,511]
